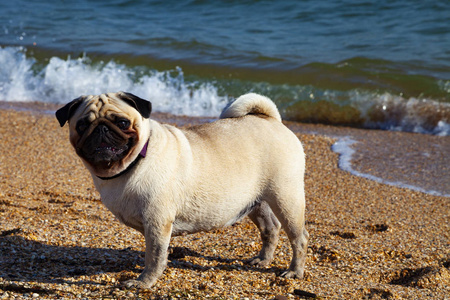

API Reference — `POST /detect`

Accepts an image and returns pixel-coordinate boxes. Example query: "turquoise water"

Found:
[1,0,449,134]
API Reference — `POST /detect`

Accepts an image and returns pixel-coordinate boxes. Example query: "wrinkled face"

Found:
[56,92,151,177]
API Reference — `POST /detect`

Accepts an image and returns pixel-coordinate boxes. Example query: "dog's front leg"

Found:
[124,221,173,289]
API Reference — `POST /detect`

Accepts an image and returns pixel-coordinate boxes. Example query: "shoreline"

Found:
[2,100,449,197]
[0,104,449,299]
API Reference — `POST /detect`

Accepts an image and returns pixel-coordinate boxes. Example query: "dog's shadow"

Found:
[0,234,282,286]
[0,234,142,286]
[167,246,283,275]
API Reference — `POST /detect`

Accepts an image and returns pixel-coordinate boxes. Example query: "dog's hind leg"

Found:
[269,189,308,279]
[280,225,308,279]
[247,201,281,267]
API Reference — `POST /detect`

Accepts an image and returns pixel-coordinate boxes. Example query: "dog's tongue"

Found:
[99,142,110,148]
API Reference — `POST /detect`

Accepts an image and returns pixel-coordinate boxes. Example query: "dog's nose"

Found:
[95,124,109,135]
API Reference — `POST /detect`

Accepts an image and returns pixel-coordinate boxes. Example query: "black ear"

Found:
[55,97,83,127]
[118,92,152,118]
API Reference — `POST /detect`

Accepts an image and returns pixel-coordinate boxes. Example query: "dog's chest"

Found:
[96,182,145,231]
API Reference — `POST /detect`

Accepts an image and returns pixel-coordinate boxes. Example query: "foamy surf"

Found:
[0,47,228,117]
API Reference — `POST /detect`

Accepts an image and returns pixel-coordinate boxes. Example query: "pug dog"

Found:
[55,92,308,288]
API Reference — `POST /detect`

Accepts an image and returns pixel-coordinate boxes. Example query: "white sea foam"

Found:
[332,138,449,197]
[0,46,228,117]
[350,91,450,136]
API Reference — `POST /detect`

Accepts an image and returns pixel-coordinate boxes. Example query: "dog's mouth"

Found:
[76,123,136,168]
[83,139,132,166]
[95,142,127,156]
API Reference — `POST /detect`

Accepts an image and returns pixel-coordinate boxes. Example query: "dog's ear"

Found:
[118,92,152,118]
[55,97,84,127]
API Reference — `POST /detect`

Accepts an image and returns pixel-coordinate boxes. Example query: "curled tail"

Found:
[220,93,282,122]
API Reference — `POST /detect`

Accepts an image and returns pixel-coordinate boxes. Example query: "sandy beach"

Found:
[0,105,449,299]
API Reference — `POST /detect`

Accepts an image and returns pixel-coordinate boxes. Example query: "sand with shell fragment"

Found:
[0,107,449,299]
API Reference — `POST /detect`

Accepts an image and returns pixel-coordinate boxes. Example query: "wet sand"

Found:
[284,121,450,197]
[0,104,449,299]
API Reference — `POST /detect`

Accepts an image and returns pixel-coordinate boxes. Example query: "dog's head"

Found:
[56,92,152,178]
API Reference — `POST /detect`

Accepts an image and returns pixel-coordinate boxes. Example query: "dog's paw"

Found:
[123,279,152,289]
[246,256,272,268]
[279,270,304,279]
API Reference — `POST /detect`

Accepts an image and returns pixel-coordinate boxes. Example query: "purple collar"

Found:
[139,140,148,157]
[97,140,148,180]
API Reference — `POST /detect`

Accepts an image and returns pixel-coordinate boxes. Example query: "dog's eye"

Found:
[76,121,89,134]
[116,119,130,130]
